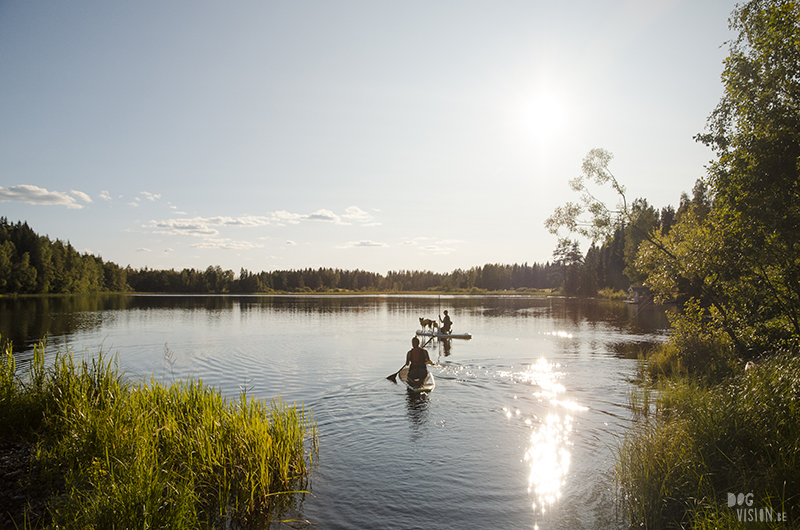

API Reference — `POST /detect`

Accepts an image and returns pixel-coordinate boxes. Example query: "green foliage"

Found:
[633,0,800,355]
[551,239,591,295]
[545,148,628,243]
[0,337,49,438]
[622,199,660,285]
[612,2,800,527]
[1,339,316,528]
[545,149,680,295]
[597,287,627,300]
[0,218,129,295]
[618,351,800,529]
[645,299,738,381]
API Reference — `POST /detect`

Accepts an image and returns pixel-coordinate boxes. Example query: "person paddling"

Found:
[405,336,434,388]
[439,310,452,334]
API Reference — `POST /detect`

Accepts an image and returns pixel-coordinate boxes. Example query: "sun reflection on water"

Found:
[525,413,572,511]
[502,357,588,522]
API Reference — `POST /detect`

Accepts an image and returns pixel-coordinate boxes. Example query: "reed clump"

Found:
[617,351,800,529]
[597,287,628,300]
[0,338,317,529]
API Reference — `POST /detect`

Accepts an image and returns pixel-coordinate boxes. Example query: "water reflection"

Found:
[1,294,672,528]
[404,391,430,443]
[502,358,588,524]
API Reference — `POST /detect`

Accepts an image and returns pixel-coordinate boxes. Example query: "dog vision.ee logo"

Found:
[727,492,789,523]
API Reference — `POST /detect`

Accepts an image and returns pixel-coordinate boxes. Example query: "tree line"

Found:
[0,218,128,294]
[125,262,563,293]
[2,214,666,296]
[0,217,570,294]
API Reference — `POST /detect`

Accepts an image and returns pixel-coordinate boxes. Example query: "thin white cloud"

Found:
[273,211,304,225]
[190,238,263,250]
[307,209,343,223]
[0,185,87,209]
[70,190,92,203]
[164,248,173,253]
[419,244,456,255]
[145,206,379,238]
[405,238,463,255]
[141,192,161,202]
[207,215,272,227]
[343,205,381,225]
[342,206,371,222]
[286,240,297,246]
[136,247,152,252]
[337,240,388,248]
[146,216,273,235]
[99,190,112,201]
[147,219,219,236]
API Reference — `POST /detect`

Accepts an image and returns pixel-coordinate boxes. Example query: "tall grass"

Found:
[617,352,800,529]
[1,337,317,529]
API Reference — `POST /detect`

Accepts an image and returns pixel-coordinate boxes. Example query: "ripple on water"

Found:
[4,295,658,529]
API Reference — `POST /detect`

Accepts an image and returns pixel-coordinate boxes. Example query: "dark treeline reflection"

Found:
[1,295,134,352]
[1,294,670,356]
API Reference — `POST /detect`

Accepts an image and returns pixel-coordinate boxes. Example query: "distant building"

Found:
[627,286,653,304]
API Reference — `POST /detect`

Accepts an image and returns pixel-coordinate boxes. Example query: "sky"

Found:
[0,1,738,275]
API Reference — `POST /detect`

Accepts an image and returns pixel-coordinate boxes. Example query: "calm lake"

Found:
[2,294,670,529]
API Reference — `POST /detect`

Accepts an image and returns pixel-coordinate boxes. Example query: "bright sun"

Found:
[520,92,569,143]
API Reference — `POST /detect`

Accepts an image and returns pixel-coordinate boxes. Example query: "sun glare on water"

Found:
[501,358,587,522]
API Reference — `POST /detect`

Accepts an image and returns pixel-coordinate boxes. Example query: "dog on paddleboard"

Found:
[419,317,439,332]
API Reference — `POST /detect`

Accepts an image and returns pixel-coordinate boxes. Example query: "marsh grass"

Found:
[617,351,800,529]
[1,337,317,529]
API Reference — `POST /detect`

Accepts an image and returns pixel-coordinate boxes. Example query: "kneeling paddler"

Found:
[405,336,434,388]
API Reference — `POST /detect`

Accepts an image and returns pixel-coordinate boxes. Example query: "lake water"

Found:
[2,294,670,529]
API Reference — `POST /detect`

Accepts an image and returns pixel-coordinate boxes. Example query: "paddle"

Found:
[387,364,407,383]
[388,333,436,383]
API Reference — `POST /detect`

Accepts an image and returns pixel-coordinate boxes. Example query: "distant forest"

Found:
[0,209,693,296]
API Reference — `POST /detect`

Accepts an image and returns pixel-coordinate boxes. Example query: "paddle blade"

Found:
[388,365,406,383]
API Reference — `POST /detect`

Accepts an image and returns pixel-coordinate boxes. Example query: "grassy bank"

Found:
[616,349,800,529]
[0,339,317,529]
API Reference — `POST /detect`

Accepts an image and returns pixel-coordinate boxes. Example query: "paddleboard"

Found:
[398,366,435,393]
[415,330,472,339]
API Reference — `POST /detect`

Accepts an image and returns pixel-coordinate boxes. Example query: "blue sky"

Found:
[1,1,736,274]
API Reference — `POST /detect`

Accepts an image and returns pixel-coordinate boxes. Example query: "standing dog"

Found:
[419,317,439,332]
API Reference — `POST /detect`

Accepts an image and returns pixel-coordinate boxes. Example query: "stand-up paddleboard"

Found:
[398,366,435,393]
[415,330,472,339]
